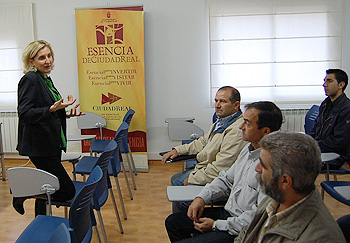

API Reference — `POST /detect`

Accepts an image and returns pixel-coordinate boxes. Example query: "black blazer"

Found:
[17,71,67,157]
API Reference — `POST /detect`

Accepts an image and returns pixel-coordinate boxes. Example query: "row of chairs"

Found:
[10,110,138,242]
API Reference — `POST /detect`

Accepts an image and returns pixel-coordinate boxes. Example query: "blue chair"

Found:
[75,123,131,217]
[120,109,137,189]
[57,141,124,241]
[304,104,319,134]
[321,181,350,206]
[90,122,134,200]
[47,223,71,243]
[16,166,103,243]
[320,181,350,241]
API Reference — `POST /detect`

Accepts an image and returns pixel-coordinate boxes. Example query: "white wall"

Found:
[1,0,350,160]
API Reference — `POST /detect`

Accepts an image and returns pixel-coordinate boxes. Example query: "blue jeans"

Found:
[171,169,194,186]
[165,207,236,243]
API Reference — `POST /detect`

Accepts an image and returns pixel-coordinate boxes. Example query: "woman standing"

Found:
[14,40,81,216]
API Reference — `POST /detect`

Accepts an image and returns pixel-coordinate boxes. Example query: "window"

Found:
[209,0,343,105]
[0,3,34,109]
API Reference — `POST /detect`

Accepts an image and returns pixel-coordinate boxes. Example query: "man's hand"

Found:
[184,177,189,186]
[193,217,215,233]
[161,149,179,164]
[187,197,205,222]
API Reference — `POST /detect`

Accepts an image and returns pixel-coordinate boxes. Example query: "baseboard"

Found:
[148,152,162,160]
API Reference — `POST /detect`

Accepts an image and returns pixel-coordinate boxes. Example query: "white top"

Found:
[197,143,267,235]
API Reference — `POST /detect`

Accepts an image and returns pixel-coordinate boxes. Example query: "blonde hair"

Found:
[22,40,55,74]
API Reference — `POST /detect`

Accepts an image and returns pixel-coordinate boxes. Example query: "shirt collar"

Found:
[266,192,311,223]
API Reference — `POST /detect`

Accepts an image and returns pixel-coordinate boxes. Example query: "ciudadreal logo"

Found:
[96,24,123,45]
[102,92,121,105]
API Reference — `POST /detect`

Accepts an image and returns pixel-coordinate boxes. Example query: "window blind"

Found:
[0,3,34,109]
[209,0,343,105]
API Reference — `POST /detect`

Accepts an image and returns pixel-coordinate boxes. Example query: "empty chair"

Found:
[320,152,350,199]
[321,181,350,241]
[90,122,134,200]
[16,166,103,243]
[120,109,137,189]
[321,181,350,206]
[75,123,130,219]
[8,167,60,216]
[47,223,71,243]
[55,141,124,241]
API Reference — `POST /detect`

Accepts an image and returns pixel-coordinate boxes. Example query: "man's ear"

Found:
[280,174,293,189]
[262,127,271,136]
[234,101,240,109]
[339,81,345,90]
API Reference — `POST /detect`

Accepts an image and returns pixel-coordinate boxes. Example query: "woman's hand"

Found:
[66,103,85,117]
[49,97,75,112]
[49,95,85,117]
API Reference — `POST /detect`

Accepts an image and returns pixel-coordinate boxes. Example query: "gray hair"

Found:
[260,131,322,195]
[22,40,55,74]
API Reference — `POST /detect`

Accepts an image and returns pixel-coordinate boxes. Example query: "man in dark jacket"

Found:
[308,69,350,169]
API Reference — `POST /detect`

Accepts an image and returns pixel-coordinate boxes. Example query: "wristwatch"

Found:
[212,221,217,231]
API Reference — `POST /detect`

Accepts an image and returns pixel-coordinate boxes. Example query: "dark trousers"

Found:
[165,207,236,243]
[30,154,75,215]
[337,214,350,242]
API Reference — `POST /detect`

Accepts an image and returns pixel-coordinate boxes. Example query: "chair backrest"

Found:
[212,112,218,123]
[123,109,135,125]
[108,150,122,176]
[77,112,107,138]
[47,223,71,243]
[304,105,320,134]
[8,167,60,197]
[68,166,103,243]
[108,122,128,175]
[113,122,129,146]
[93,140,118,209]
[121,109,135,151]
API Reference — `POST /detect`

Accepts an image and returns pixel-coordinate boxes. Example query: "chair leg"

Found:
[321,188,325,200]
[124,153,137,190]
[108,191,124,234]
[96,210,109,242]
[182,162,186,171]
[128,144,137,175]
[121,161,133,200]
[64,207,68,218]
[93,224,102,243]
[111,178,127,219]
[71,162,77,181]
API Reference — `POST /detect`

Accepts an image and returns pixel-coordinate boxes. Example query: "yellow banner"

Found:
[75,7,147,167]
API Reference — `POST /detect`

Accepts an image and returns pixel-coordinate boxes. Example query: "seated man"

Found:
[162,86,247,186]
[308,69,350,169]
[165,101,283,243]
[235,131,346,243]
